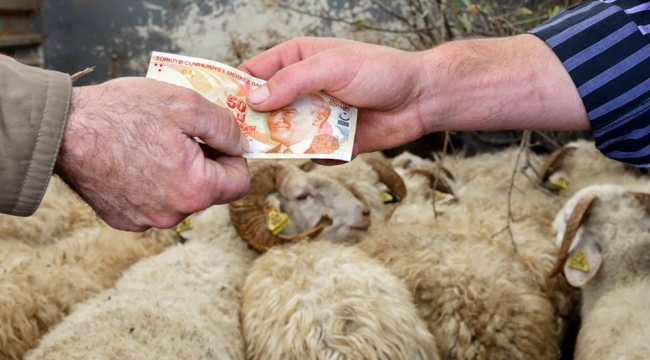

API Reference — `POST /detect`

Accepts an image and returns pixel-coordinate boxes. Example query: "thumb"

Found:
[181,102,249,156]
[246,55,350,112]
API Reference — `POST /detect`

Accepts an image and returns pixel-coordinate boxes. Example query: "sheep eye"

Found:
[296,193,310,201]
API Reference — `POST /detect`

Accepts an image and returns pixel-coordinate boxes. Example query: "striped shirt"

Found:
[529,0,650,167]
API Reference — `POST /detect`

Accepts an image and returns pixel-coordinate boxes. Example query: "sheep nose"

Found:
[362,207,370,217]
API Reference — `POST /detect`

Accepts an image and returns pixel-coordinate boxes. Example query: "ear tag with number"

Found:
[381,190,401,204]
[566,249,590,272]
[268,210,291,235]
[551,176,569,192]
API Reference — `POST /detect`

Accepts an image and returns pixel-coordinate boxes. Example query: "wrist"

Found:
[416,35,589,133]
[55,86,90,179]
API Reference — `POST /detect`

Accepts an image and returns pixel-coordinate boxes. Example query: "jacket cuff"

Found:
[529,0,650,167]
[1,63,72,216]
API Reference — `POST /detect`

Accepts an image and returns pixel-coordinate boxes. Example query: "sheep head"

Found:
[229,163,371,252]
[549,184,650,288]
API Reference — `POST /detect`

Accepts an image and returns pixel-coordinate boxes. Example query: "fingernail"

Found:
[240,133,250,153]
[247,85,270,105]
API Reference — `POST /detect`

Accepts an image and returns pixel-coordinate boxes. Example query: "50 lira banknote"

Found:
[145,51,358,161]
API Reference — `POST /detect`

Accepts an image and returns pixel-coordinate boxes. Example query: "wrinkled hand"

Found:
[239,37,431,156]
[55,77,250,231]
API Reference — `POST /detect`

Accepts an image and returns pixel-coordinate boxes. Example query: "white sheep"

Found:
[230,162,380,251]
[242,240,439,360]
[550,184,650,359]
[0,225,179,360]
[303,153,408,223]
[357,223,562,360]
[24,203,257,360]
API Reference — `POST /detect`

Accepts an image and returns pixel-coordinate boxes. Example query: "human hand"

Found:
[239,37,431,155]
[240,36,589,160]
[55,77,250,231]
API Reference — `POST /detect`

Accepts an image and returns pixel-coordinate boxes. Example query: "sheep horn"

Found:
[229,164,331,252]
[627,191,650,216]
[405,168,455,195]
[363,157,408,220]
[548,194,597,278]
[538,146,574,186]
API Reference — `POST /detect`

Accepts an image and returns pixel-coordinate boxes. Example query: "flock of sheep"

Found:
[1,140,649,360]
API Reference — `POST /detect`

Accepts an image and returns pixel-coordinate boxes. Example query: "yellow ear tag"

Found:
[267,211,291,235]
[551,176,569,192]
[175,217,195,234]
[433,190,448,202]
[566,249,590,272]
[381,190,401,204]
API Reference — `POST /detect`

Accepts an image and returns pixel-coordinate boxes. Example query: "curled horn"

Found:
[229,164,333,252]
[405,167,455,196]
[363,158,408,220]
[627,191,650,216]
[538,146,575,187]
[548,194,598,278]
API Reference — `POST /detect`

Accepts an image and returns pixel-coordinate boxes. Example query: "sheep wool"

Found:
[25,204,257,360]
[0,226,178,360]
[358,224,560,360]
[242,240,439,360]
[0,176,98,246]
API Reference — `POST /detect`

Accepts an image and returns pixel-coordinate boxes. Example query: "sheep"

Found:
[241,240,440,360]
[550,184,650,359]
[0,176,98,246]
[230,161,398,251]
[357,224,561,360]
[301,154,408,224]
[536,140,649,198]
[24,203,257,360]
[0,225,180,360]
[388,151,457,223]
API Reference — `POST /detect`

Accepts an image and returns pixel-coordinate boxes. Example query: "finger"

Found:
[245,54,357,112]
[180,98,249,156]
[204,156,250,204]
[239,37,354,80]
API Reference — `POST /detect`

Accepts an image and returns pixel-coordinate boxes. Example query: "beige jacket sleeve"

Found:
[0,58,72,216]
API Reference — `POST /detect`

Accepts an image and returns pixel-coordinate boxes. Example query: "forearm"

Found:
[416,34,590,134]
[0,58,72,216]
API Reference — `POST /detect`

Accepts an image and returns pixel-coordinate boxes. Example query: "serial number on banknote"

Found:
[145,51,358,161]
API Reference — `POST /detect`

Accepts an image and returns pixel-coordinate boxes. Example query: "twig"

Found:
[70,67,95,83]
[271,0,439,34]
[432,131,452,218]
[491,131,530,252]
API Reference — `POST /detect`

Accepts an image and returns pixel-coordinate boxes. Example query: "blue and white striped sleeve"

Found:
[529,0,650,167]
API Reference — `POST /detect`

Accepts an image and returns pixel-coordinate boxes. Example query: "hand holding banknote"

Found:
[239,36,589,155]
[56,77,250,231]
[146,51,358,161]
[239,37,430,155]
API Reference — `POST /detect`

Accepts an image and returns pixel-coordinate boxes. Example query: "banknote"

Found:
[145,51,358,161]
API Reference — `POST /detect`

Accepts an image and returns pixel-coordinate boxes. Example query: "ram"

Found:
[550,184,650,360]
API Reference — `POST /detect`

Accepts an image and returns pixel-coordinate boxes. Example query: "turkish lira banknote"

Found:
[145,51,358,161]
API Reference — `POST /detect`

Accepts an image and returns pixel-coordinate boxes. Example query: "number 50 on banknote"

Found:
[145,51,358,161]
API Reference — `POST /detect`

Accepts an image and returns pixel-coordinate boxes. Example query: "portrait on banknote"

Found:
[145,51,357,161]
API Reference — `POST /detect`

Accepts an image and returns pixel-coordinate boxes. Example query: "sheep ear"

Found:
[549,194,597,278]
[563,237,602,287]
